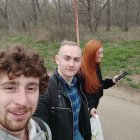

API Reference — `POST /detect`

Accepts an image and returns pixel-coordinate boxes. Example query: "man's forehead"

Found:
[58,45,82,55]
[63,54,81,59]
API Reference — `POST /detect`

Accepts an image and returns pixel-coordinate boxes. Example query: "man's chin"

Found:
[4,114,31,132]
[7,119,30,132]
[66,73,76,78]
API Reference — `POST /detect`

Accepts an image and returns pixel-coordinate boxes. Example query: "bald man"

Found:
[34,41,91,140]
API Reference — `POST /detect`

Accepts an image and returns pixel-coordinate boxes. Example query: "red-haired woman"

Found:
[79,39,118,117]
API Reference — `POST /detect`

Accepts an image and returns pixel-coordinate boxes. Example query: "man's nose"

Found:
[69,60,74,66]
[14,89,27,105]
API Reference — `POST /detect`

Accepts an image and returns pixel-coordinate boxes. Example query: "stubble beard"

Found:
[0,107,32,132]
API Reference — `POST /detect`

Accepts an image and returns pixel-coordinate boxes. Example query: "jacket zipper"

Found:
[62,94,74,140]
[55,106,71,112]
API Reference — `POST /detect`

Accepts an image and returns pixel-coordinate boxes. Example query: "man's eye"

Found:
[4,86,16,91]
[27,86,38,91]
[6,87,14,89]
[64,57,69,61]
[28,87,34,90]
[74,59,80,62]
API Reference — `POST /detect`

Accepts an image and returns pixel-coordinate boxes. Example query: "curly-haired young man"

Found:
[0,44,51,140]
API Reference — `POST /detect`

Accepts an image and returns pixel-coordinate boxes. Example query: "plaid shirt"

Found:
[58,74,81,135]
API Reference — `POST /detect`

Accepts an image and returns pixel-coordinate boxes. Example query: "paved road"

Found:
[98,94,140,140]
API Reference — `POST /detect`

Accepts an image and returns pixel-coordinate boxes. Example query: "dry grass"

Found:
[81,26,140,41]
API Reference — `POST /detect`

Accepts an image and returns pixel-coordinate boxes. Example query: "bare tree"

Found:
[123,0,129,31]
[0,0,9,30]
[106,0,110,31]
[32,0,37,28]
[9,0,27,33]
[58,0,62,38]
[0,0,139,40]
[86,0,93,32]
[79,0,108,33]
[36,0,41,13]
[79,0,94,32]
[136,0,140,24]
[113,0,121,28]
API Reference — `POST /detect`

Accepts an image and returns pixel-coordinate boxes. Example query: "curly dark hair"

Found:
[0,44,49,94]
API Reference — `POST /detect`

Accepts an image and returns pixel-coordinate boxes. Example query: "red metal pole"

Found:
[73,0,79,45]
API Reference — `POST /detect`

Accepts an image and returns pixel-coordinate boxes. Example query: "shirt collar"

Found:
[56,71,77,88]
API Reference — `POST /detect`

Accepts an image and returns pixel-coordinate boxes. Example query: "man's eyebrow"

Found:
[27,82,39,86]
[0,81,39,86]
[64,55,70,57]
[0,81,16,86]
[64,55,81,59]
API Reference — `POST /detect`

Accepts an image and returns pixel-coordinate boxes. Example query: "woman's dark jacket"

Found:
[34,70,91,140]
[83,64,115,110]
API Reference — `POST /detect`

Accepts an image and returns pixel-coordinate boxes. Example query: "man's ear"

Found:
[55,55,59,65]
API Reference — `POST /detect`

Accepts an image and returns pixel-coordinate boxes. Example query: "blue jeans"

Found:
[74,130,84,140]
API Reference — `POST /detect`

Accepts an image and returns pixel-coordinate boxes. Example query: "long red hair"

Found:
[80,39,103,93]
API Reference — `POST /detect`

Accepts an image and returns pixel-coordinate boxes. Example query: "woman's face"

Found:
[96,47,103,63]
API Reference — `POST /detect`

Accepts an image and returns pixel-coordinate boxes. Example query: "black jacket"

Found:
[83,65,115,109]
[34,70,91,140]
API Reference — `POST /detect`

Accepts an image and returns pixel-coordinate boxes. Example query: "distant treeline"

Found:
[0,0,140,40]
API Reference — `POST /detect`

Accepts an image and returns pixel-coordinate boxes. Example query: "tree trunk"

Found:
[87,0,93,33]
[32,0,37,28]
[0,0,9,30]
[106,0,110,31]
[136,0,140,24]
[58,0,62,39]
[123,0,129,31]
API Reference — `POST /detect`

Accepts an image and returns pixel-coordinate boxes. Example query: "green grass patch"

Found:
[102,41,140,76]
[101,41,140,90]
[0,36,59,70]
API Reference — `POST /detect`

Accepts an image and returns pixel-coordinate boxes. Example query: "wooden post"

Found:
[73,0,80,45]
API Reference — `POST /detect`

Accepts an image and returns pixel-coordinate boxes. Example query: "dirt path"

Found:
[104,87,140,105]
[99,95,140,140]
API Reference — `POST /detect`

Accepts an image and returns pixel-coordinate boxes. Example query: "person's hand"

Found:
[113,71,128,84]
[90,108,98,118]
[112,74,120,84]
